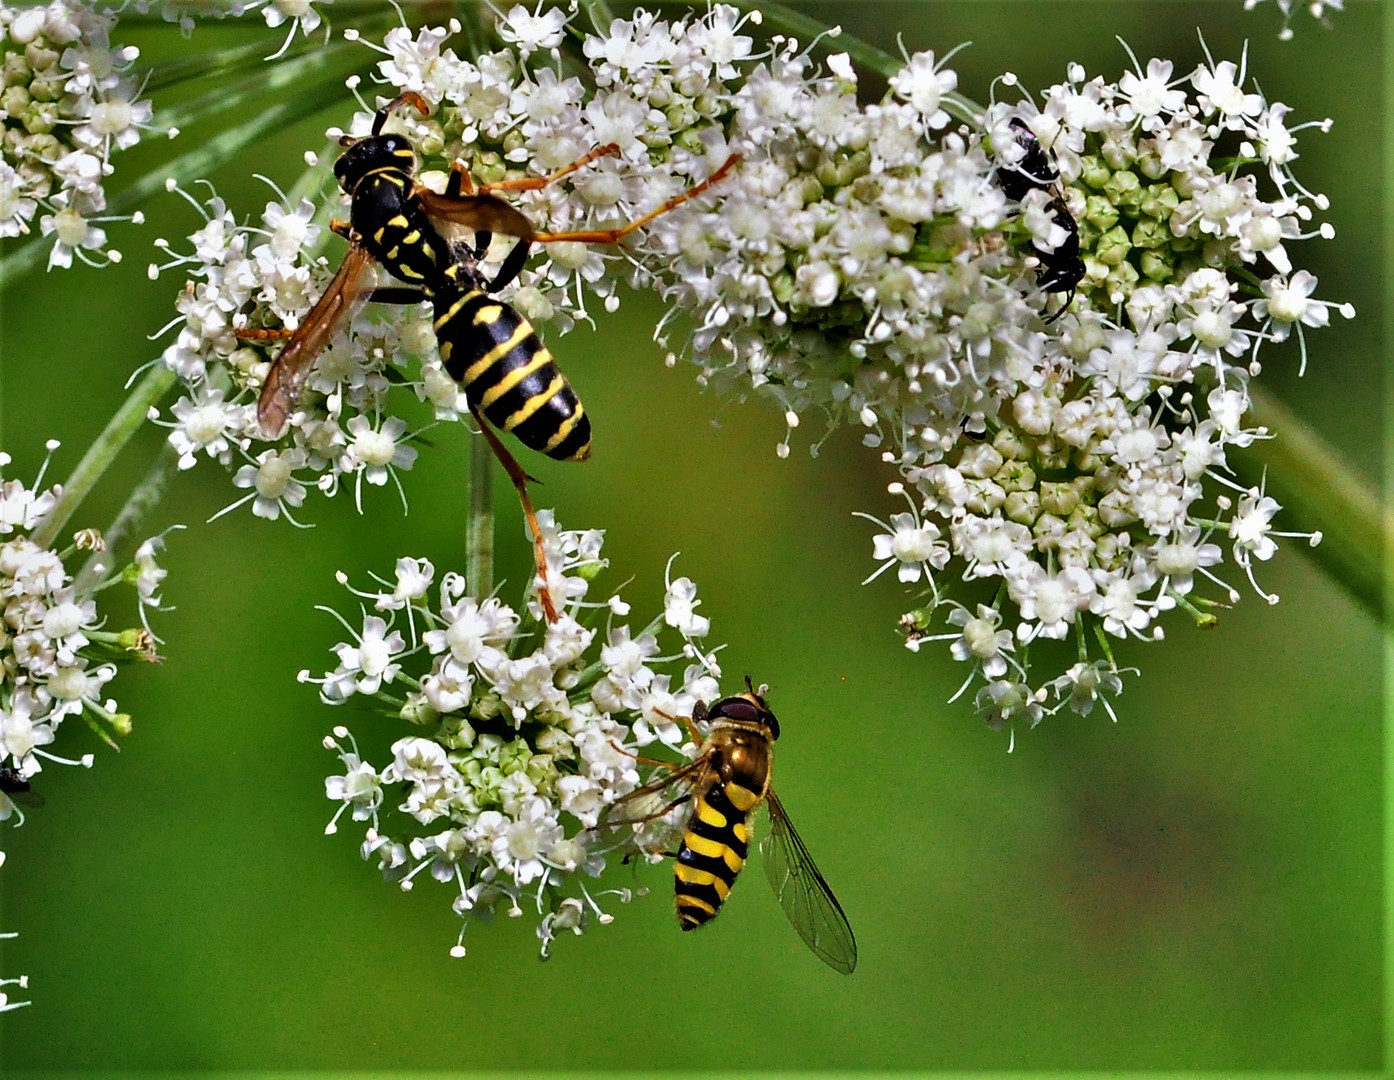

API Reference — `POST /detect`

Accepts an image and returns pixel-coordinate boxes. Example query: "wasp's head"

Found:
[334,90,429,194]
[333,132,417,193]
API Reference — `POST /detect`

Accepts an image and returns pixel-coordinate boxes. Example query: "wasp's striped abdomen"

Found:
[434,288,592,462]
[675,779,760,931]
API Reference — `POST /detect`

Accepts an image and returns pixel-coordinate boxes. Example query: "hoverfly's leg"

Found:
[643,706,704,745]
[486,238,532,294]
[606,740,683,771]
[475,143,622,196]
[531,153,742,246]
[466,402,560,624]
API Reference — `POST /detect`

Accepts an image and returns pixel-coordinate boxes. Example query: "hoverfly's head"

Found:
[733,675,779,740]
[333,91,429,194]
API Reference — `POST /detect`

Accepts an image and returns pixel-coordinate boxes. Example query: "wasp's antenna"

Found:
[373,90,431,136]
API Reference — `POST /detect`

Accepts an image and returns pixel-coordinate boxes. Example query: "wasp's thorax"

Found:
[333,133,418,195]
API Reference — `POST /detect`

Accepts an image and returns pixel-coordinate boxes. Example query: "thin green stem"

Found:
[74,442,180,595]
[1237,382,1390,624]
[467,431,494,596]
[31,364,177,551]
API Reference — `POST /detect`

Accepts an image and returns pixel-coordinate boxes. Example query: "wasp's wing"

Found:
[256,243,377,438]
[761,789,858,974]
[415,190,537,242]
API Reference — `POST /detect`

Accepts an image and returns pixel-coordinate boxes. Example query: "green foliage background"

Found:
[0,1,1383,1072]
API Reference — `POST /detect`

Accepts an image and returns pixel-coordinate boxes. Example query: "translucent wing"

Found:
[415,190,537,242]
[256,243,377,438]
[761,789,857,974]
[600,753,711,833]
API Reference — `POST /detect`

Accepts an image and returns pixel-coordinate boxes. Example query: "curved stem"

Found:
[31,365,177,551]
[467,430,494,597]
[1237,382,1390,624]
[74,442,180,594]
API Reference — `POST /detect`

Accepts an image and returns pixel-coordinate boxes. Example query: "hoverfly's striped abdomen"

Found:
[675,779,759,930]
[434,288,592,462]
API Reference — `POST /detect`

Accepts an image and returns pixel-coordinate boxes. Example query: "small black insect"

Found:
[0,763,43,809]
[994,117,1085,324]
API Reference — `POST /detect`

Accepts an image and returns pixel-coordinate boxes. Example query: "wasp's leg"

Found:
[366,287,430,305]
[474,143,622,197]
[466,402,560,624]
[486,238,532,294]
[531,153,742,246]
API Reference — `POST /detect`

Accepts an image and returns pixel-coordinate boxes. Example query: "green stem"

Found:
[467,431,494,597]
[31,365,177,551]
[1237,382,1390,624]
[74,442,180,595]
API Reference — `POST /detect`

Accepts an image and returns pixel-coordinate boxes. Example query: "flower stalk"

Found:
[1236,382,1389,622]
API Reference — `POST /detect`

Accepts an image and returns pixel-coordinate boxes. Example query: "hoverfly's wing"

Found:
[600,754,711,833]
[761,789,858,974]
[415,190,537,242]
[256,243,377,438]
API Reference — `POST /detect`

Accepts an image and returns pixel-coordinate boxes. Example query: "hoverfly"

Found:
[242,91,740,620]
[602,680,858,974]
[993,116,1085,324]
[0,764,43,811]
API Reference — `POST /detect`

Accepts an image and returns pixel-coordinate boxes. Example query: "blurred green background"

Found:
[0,1,1383,1073]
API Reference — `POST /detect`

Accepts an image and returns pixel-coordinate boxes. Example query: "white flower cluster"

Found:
[152,6,1343,736]
[314,514,721,959]
[129,0,330,55]
[1243,0,1344,40]
[358,10,1342,733]
[0,446,168,824]
[0,0,154,267]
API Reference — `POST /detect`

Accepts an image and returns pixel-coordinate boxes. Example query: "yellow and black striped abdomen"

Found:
[675,780,759,931]
[434,288,592,462]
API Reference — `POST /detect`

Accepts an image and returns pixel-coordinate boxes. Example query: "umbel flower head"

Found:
[0,0,156,267]
[314,513,723,959]
[150,6,1340,740]
[1,443,169,824]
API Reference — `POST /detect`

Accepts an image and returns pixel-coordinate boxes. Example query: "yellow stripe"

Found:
[479,349,553,410]
[542,401,585,455]
[472,304,506,325]
[679,894,717,917]
[460,324,533,386]
[722,847,745,874]
[684,832,729,860]
[435,292,483,332]
[732,820,748,845]
[401,229,420,245]
[387,215,410,229]
[696,799,727,829]
[726,783,761,813]
[501,373,564,430]
[675,865,731,900]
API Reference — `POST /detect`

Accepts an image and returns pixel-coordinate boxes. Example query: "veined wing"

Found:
[600,753,711,833]
[256,243,377,438]
[762,789,857,974]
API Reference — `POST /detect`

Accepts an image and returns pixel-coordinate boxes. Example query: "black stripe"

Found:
[677,844,740,885]
[675,881,724,928]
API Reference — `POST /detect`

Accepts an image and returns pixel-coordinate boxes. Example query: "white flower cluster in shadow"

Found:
[314,514,720,959]
[1242,0,1344,40]
[0,445,169,827]
[0,1,156,267]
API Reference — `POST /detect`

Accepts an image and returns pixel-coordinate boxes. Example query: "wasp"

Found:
[993,116,1085,324]
[242,91,740,619]
[602,679,857,974]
